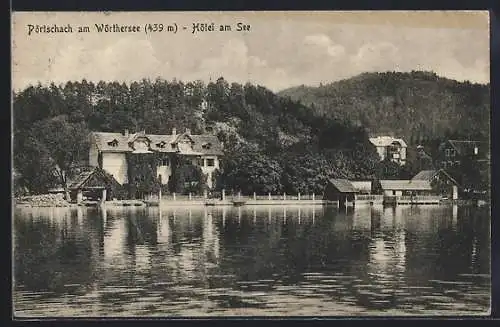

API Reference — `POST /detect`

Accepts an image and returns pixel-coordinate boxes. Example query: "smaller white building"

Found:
[369,136,407,165]
[379,180,432,196]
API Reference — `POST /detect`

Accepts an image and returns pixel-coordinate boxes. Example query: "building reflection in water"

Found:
[100,206,107,226]
[352,205,372,231]
[232,205,320,227]
[120,206,218,284]
[452,204,458,228]
[134,243,151,273]
[157,207,171,247]
[13,204,491,316]
[203,208,220,266]
[367,205,407,282]
[102,208,127,270]
[222,206,226,227]
[77,206,83,226]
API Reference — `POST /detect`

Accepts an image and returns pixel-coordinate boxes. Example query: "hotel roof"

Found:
[90,130,223,156]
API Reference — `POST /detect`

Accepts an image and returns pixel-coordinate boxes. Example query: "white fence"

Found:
[145,192,323,202]
[355,194,384,201]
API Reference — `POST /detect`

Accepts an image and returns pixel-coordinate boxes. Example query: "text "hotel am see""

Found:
[26,22,252,35]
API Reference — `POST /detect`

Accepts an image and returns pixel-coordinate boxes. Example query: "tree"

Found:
[170,162,206,195]
[221,146,283,194]
[447,156,490,198]
[377,158,402,180]
[280,149,336,194]
[30,116,90,199]
[13,132,60,194]
[127,154,161,199]
[13,75,488,199]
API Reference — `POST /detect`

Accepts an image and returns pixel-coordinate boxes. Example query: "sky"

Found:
[12,11,490,92]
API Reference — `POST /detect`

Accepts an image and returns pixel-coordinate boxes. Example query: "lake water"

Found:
[13,204,490,317]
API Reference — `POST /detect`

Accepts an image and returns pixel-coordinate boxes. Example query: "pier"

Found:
[383,195,442,205]
[143,192,326,207]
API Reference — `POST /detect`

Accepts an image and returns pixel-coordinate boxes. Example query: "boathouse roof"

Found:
[379,180,432,191]
[350,181,372,193]
[327,179,357,193]
[412,169,460,186]
[68,167,121,190]
[411,170,437,181]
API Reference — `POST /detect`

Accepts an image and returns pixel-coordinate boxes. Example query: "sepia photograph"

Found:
[11,11,491,317]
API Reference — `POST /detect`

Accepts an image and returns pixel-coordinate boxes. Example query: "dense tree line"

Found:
[13,74,488,197]
[13,77,385,196]
[279,71,490,147]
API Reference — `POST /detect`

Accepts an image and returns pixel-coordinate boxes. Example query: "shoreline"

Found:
[14,198,485,209]
[14,193,487,209]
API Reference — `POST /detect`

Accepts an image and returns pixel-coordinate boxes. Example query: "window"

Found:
[197,158,203,166]
[134,140,149,151]
[161,158,169,166]
[207,159,215,167]
[445,149,451,157]
[450,149,456,157]
[474,147,478,155]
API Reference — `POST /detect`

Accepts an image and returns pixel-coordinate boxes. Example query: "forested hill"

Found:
[13,77,386,195]
[279,71,490,144]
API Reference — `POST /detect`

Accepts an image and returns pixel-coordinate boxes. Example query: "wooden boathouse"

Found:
[68,167,125,203]
[411,169,459,200]
[379,180,440,205]
[323,179,357,207]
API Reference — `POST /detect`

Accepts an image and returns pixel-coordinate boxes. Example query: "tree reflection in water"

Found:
[13,204,490,316]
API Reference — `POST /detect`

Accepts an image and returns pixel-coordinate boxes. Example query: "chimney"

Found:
[124,129,129,137]
[172,128,177,135]
[185,128,191,134]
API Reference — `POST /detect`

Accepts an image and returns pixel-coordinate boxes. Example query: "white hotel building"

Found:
[88,128,223,189]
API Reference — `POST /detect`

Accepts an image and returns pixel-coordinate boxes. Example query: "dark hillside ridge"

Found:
[278,71,490,145]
